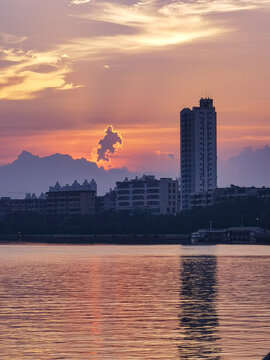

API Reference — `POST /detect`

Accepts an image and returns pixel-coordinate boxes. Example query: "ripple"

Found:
[0,245,269,359]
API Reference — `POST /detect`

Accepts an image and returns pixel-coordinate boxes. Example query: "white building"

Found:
[115,175,179,215]
[180,98,217,210]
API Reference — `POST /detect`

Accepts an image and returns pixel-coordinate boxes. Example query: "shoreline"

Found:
[0,234,269,245]
[0,234,190,245]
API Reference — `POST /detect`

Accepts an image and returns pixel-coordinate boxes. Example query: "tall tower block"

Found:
[180,98,217,210]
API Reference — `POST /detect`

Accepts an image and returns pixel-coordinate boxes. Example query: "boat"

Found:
[191,231,206,244]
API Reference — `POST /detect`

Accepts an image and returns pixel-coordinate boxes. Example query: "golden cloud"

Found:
[70,0,91,4]
[68,1,221,57]
[66,0,270,59]
[0,48,80,100]
[1,0,269,100]
[0,33,27,45]
[159,0,270,16]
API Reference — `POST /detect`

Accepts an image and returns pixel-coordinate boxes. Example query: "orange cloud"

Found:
[90,126,123,170]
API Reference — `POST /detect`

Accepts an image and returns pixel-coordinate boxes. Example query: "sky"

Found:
[0,0,270,177]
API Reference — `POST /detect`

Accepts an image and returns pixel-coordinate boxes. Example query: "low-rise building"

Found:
[49,179,97,193]
[214,185,270,203]
[11,197,46,213]
[46,179,97,215]
[0,197,12,217]
[96,190,116,213]
[187,185,270,210]
[115,175,179,215]
[0,194,46,217]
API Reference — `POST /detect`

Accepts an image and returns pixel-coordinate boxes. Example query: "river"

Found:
[0,244,269,359]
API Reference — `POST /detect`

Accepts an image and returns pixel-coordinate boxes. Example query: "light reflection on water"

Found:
[0,245,269,359]
[179,256,221,360]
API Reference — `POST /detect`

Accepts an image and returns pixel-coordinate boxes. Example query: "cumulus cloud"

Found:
[91,126,123,169]
[97,126,123,161]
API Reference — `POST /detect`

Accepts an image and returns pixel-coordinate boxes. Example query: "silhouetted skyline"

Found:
[0,145,269,198]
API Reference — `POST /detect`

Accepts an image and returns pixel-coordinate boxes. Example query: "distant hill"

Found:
[0,151,137,198]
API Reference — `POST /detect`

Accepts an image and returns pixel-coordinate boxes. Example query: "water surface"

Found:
[0,244,269,359]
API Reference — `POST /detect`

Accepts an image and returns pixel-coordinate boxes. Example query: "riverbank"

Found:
[0,233,191,245]
[1,233,270,245]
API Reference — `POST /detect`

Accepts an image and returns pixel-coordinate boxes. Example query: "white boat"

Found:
[191,232,206,244]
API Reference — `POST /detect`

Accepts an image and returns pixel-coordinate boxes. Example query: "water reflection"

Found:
[0,245,270,359]
[178,256,221,360]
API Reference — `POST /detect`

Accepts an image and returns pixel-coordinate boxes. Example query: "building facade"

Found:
[115,175,179,215]
[189,191,214,209]
[214,185,270,203]
[0,180,97,217]
[0,194,46,217]
[188,185,270,209]
[10,197,46,213]
[46,179,97,215]
[96,190,116,213]
[180,98,217,209]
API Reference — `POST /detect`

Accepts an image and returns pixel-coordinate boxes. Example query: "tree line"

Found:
[0,197,269,235]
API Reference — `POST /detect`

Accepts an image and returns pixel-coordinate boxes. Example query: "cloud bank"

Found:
[219,145,270,187]
[0,150,135,197]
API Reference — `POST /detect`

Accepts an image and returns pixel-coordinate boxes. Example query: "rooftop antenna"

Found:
[205,89,213,99]
[205,90,211,99]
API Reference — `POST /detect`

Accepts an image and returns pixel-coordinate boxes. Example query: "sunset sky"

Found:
[0,0,270,176]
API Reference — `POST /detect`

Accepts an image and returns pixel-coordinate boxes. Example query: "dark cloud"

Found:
[0,150,136,196]
[218,145,270,187]
[97,125,123,162]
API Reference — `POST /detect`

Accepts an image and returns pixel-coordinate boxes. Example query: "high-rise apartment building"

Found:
[180,98,217,210]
